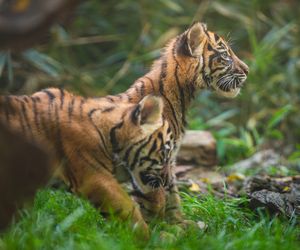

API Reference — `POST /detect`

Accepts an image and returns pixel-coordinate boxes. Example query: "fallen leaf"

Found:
[227,173,246,182]
[189,182,201,192]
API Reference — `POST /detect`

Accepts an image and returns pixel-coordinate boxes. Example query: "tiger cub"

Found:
[0,90,169,238]
[95,21,249,225]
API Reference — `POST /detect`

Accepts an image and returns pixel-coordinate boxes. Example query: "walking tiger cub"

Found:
[0,21,248,238]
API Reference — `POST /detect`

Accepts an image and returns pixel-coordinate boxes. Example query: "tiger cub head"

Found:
[175,21,249,98]
[114,96,175,190]
[111,94,164,161]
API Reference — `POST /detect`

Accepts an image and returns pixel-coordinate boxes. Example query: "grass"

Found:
[0,189,299,250]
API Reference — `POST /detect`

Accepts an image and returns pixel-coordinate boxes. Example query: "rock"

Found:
[246,175,300,217]
[174,165,194,178]
[244,175,300,194]
[183,168,224,184]
[230,149,281,173]
[177,130,217,167]
[249,189,297,217]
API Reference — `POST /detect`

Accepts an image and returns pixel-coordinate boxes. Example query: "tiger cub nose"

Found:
[242,64,249,75]
[240,61,249,75]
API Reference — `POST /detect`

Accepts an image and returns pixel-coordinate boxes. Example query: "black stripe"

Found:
[139,171,161,188]
[162,96,178,138]
[23,96,29,103]
[214,33,220,42]
[201,50,210,87]
[172,47,187,126]
[159,60,167,94]
[102,106,115,113]
[167,125,171,134]
[134,85,140,97]
[110,121,124,153]
[59,88,65,109]
[129,190,149,200]
[88,108,111,159]
[54,102,63,157]
[187,60,200,100]
[125,93,133,102]
[31,96,40,131]
[204,29,210,39]
[42,89,55,101]
[129,134,153,170]
[131,105,140,126]
[21,101,33,139]
[157,131,164,145]
[42,90,55,135]
[68,97,75,122]
[106,96,115,102]
[140,81,145,97]
[158,59,179,137]
[148,139,157,156]
[144,76,155,91]
[211,66,226,74]
[16,99,26,134]
[140,156,160,166]
[165,183,175,192]
[123,137,148,163]
[79,98,85,120]
[208,52,219,68]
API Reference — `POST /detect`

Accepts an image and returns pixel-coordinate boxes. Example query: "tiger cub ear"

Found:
[132,95,164,132]
[179,22,207,57]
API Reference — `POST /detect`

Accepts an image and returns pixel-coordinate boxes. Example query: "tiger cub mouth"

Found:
[213,73,247,98]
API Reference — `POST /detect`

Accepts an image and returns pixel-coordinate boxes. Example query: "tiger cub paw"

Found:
[159,231,177,244]
[132,221,150,240]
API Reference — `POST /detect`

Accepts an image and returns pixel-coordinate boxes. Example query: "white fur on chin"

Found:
[215,88,240,98]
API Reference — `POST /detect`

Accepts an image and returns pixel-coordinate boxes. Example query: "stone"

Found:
[177,130,217,167]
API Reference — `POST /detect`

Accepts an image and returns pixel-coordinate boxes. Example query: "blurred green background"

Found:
[0,0,299,165]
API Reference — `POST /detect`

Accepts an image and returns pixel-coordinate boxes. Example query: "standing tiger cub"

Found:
[119,21,248,225]
[0,22,248,238]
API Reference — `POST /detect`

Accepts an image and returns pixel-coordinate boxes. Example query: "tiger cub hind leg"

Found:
[79,171,149,239]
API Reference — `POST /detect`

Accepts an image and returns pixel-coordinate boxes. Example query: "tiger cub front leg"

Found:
[79,171,149,239]
[165,164,184,224]
[165,175,184,223]
[165,167,200,230]
[133,185,166,222]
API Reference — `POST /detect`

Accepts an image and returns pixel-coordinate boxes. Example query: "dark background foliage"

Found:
[1,0,299,165]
